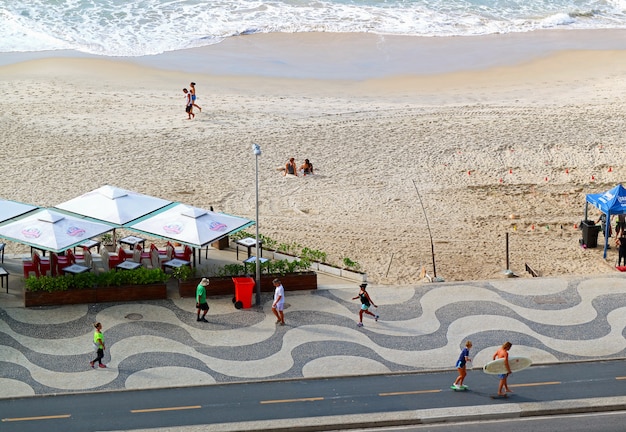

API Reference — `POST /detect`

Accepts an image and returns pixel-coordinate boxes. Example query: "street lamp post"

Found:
[252,143,262,305]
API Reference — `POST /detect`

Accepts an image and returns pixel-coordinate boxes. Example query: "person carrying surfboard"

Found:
[493,341,513,396]
[452,340,472,390]
[352,283,378,327]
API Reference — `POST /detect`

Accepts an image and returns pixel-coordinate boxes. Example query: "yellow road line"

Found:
[131,405,201,413]
[260,397,324,404]
[511,381,560,388]
[380,389,441,397]
[2,414,71,422]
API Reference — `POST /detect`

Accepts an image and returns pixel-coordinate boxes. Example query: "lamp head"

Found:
[252,143,261,156]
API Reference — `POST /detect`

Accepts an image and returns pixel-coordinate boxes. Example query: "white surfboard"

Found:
[483,356,532,375]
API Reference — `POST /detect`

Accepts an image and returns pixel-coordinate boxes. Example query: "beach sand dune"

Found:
[1,33,625,283]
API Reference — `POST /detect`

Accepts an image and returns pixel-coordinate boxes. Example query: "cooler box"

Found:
[232,277,255,309]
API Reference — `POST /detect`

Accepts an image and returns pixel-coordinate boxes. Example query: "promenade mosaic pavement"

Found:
[1,272,626,399]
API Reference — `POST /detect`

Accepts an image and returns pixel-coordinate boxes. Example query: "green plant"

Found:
[267,259,288,275]
[277,241,301,255]
[101,233,114,245]
[24,268,168,292]
[258,233,277,251]
[216,263,245,277]
[342,257,361,271]
[172,265,196,281]
[301,247,327,263]
[229,231,248,242]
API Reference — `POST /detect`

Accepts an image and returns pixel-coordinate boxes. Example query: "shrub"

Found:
[25,268,168,292]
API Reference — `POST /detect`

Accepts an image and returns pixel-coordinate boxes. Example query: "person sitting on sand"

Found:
[284,158,297,176]
[300,159,314,175]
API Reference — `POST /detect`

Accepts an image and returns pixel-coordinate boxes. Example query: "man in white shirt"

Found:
[272,278,285,326]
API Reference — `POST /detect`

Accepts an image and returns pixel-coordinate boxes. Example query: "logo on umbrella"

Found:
[163,224,183,234]
[22,227,41,238]
[67,226,86,237]
[209,221,227,231]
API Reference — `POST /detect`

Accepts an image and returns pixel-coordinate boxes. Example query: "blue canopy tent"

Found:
[585,184,626,258]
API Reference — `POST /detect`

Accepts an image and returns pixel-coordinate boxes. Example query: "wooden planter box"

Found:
[178,272,318,298]
[96,283,167,303]
[24,283,167,307]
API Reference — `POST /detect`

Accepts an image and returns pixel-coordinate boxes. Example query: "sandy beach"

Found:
[1,29,626,283]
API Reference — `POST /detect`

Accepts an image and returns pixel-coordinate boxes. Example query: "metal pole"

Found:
[412,180,437,278]
[505,232,510,270]
[253,144,262,305]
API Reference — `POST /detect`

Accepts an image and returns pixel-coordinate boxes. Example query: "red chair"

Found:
[54,251,71,274]
[151,243,169,262]
[117,246,131,262]
[174,245,193,264]
[23,253,40,278]
[65,249,77,265]
[49,253,58,276]
[38,252,52,276]
[100,248,120,270]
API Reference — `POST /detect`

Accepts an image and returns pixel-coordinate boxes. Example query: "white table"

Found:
[163,258,191,269]
[118,236,146,249]
[62,264,91,275]
[0,266,8,293]
[236,237,263,260]
[76,239,101,253]
[243,256,268,274]
[116,261,142,271]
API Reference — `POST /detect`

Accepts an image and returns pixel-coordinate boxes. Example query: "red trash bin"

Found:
[232,277,255,309]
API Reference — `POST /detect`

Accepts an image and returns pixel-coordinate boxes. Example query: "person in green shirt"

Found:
[90,322,106,369]
[196,278,210,322]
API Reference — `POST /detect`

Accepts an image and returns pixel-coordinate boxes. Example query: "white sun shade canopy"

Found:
[0,199,38,223]
[127,204,253,247]
[55,185,173,226]
[0,209,113,253]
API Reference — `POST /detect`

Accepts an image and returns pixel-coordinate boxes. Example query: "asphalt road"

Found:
[1,359,624,432]
[344,411,626,432]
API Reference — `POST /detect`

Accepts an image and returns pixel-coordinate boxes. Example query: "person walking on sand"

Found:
[189,82,202,112]
[183,88,194,119]
[272,278,285,326]
[452,340,472,389]
[352,283,378,327]
[196,278,210,322]
[493,341,513,396]
[90,322,107,369]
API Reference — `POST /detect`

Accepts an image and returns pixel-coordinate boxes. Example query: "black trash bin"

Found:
[581,220,601,248]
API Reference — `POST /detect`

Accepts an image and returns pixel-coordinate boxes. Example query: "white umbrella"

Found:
[54,185,173,226]
[0,199,38,223]
[0,209,114,253]
[127,204,253,248]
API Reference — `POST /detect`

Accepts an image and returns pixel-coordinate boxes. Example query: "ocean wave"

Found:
[1,0,626,56]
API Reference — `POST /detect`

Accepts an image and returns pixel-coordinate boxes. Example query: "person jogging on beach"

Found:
[452,340,472,389]
[352,283,378,327]
[493,341,513,396]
